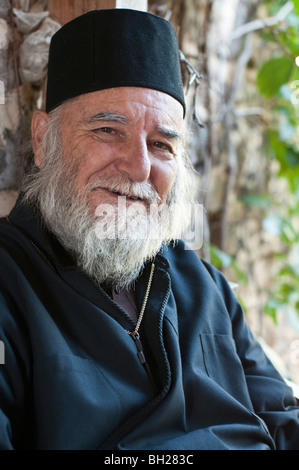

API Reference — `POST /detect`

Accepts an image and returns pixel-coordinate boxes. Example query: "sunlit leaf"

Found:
[210,245,232,268]
[293,0,299,16]
[257,56,294,97]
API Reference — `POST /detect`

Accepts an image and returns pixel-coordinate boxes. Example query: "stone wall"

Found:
[0,0,60,217]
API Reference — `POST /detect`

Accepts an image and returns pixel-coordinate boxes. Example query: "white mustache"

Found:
[86,175,161,205]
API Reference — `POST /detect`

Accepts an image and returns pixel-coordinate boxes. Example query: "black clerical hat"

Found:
[45,9,185,116]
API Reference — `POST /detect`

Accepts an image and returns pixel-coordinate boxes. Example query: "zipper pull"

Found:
[127,331,157,389]
[127,332,146,365]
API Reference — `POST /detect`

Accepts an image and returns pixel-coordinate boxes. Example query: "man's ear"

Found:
[31,110,50,168]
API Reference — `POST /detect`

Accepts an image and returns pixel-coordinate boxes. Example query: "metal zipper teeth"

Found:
[125,263,156,385]
[156,280,172,387]
[130,262,155,337]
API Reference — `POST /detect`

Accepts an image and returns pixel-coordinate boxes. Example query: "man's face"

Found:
[28,87,192,288]
[49,87,184,213]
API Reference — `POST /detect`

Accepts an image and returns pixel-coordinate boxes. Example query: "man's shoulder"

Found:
[0,215,20,245]
[0,213,35,268]
[0,197,41,252]
[164,240,234,294]
[162,240,214,273]
[0,214,26,242]
[161,240,211,280]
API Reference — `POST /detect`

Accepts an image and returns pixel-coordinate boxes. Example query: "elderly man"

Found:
[0,9,298,451]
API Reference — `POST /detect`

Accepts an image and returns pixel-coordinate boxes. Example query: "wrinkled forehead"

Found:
[58,87,186,136]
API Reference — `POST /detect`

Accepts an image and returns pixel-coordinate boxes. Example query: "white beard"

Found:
[35,169,180,289]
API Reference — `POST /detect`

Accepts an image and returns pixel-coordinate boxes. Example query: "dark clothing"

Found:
[0,198,298,450]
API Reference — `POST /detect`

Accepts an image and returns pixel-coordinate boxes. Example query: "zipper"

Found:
[128,331,157,387]
[126,262,156,384]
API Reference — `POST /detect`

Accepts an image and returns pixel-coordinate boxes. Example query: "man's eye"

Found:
[153,141,170,151]
[98,127,115,134]
[93,127,118,138]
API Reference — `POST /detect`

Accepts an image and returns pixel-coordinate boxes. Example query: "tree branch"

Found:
[230,1,293,41]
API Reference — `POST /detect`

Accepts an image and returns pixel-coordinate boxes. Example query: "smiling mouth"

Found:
[93,187,145,202]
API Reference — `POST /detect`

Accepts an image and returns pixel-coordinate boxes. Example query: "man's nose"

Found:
[116,139,151,183]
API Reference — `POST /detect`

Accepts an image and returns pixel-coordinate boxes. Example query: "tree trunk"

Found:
[48,0,148,25]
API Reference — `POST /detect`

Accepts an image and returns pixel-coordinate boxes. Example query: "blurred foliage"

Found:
[247,0,299,328]
[210,244,248,285]
[209,243,249,313]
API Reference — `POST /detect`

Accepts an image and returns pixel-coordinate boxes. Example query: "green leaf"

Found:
[264,129,286,161]
[257,56,294,98]
[210,245,232,268]
[209,245,247,285]
[264,299,279,324]
[240,193,272,210]
[293,0,299,16]
[285,146,299,167]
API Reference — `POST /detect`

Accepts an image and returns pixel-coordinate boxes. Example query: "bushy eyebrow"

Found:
[86,112,183,141]
[155,125,183,141]
[87,111,128,124]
